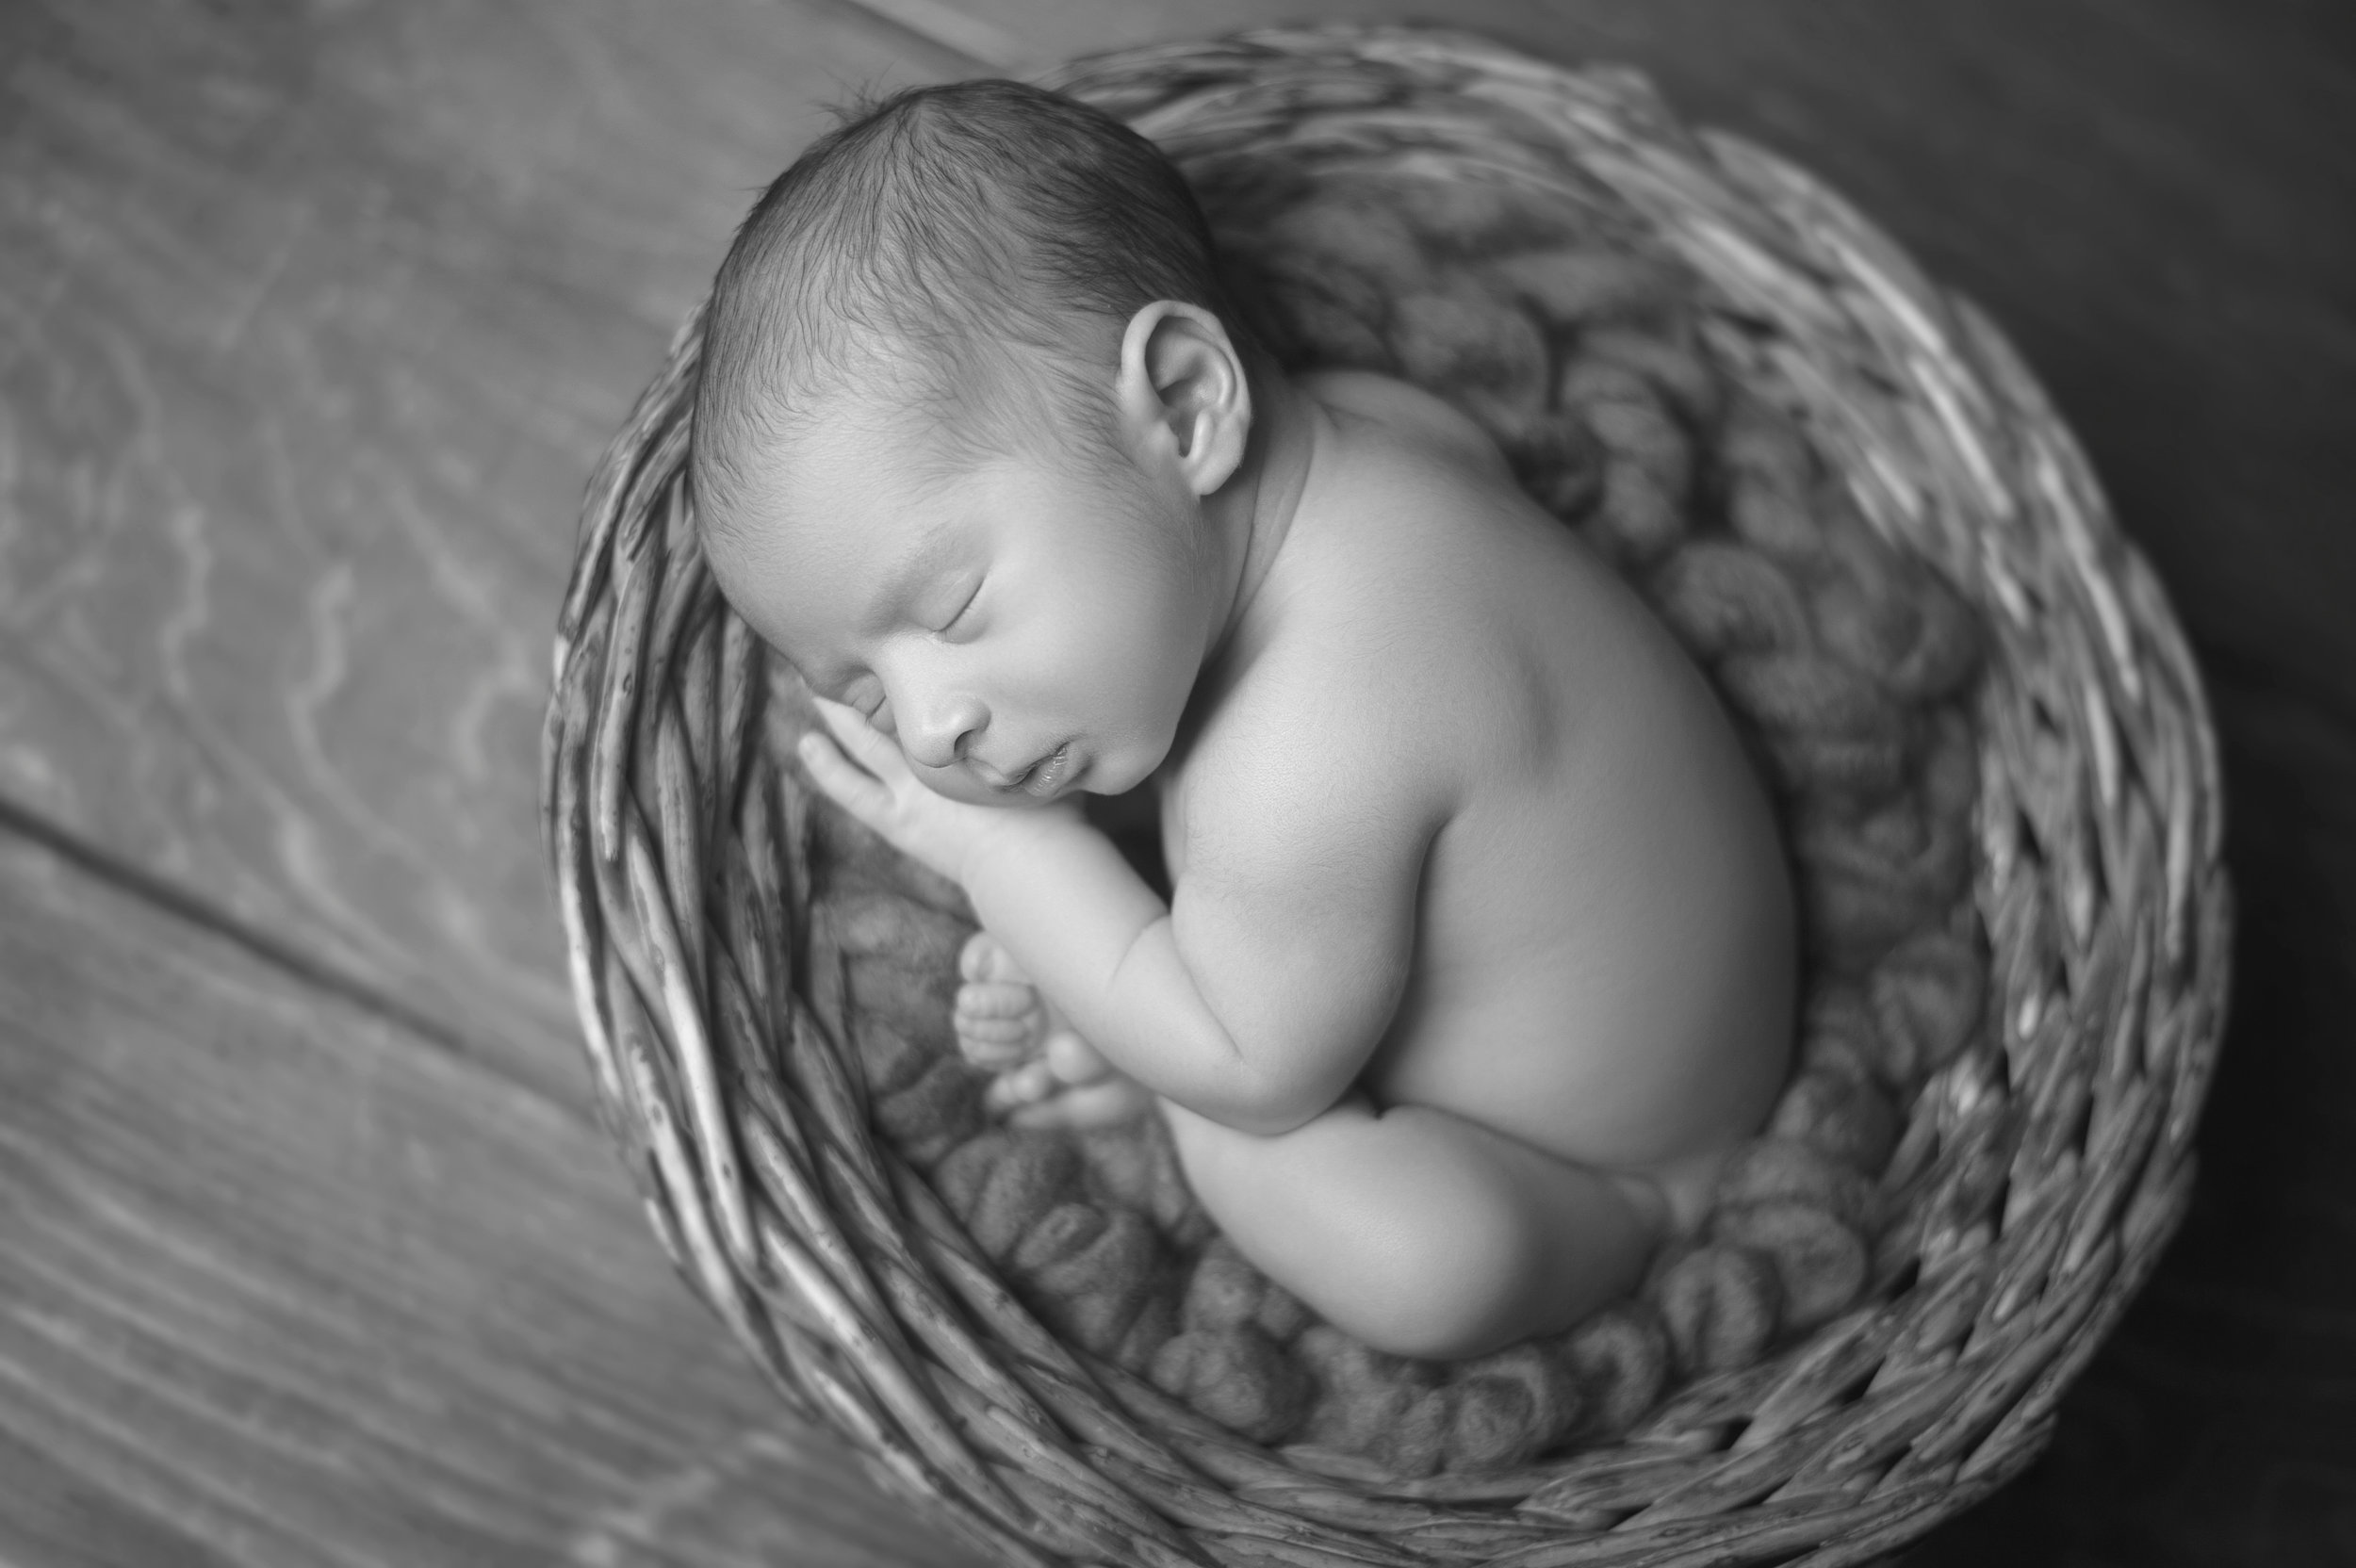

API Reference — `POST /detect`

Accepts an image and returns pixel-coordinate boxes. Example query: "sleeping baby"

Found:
[689,80,1795,1363]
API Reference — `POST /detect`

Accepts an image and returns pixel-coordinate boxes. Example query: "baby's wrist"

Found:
[957,802,1091,893]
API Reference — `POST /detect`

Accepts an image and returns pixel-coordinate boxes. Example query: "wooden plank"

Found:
[890,0,2356,723]
[0,823,985,1568]
[0,0,971,1106]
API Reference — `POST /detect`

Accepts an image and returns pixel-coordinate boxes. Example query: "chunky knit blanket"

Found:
[774,157,1988,1476]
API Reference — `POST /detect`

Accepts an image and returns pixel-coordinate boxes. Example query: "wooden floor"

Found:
[1,1,2348,1562]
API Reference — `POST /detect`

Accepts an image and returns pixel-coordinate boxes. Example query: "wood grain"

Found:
[0,0,968,1106]
[0,824,985,1568]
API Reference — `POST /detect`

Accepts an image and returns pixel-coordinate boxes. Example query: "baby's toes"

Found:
[982,1059,1060,1117]
[1043,1028,1113,1087]
[1009,1076,1153,1131]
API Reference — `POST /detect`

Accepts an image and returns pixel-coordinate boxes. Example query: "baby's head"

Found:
[692,79,1274,807]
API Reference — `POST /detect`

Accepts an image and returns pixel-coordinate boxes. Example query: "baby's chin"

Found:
[1081,722,1180,798]
[1065,706,1184,795]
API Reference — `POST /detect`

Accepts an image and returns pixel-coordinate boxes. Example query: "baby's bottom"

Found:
[1162,1093,1666,1363]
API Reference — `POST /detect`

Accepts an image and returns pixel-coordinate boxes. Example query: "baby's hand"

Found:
[796,696,1071,888]
[956,931,1150,1129]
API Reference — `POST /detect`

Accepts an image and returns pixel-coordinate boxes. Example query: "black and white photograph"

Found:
[1,3,2348,1564]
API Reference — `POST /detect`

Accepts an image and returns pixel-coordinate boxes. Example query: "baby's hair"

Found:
[691,77,1268,545]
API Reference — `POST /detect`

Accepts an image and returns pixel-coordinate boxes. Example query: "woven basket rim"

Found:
[542,25,2231,1568]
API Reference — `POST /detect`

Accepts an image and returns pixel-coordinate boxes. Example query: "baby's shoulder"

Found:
[1177,379,1559,817]
[1295,368,1514,486]
[1170,622,1456,879]
[1281,373,1563,683]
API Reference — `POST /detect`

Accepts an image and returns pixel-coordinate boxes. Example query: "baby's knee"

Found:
[1317,1200,1541,1362]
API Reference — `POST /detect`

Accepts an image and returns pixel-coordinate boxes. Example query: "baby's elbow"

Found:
[1180,965,1386,1134]
[1203,1047,1356,1136]
[1206,1088,1324,1138]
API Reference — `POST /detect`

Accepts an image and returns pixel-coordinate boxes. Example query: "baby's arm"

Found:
[959,725,1445,1135]
[796,695,1440,1135]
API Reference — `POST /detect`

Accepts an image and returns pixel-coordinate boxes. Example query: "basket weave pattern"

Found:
[542,27,2229,1567]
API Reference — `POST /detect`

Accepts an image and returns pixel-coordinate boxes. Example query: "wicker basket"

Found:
[542,26,2229,1567]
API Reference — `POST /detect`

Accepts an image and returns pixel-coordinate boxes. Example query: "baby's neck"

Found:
[1205,371,1325,666]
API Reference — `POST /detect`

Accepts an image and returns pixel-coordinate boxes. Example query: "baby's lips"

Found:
[977,741,1073,798]
[1022,742,1080,798]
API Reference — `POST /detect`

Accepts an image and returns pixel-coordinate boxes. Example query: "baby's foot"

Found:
[955,930,1152,1129]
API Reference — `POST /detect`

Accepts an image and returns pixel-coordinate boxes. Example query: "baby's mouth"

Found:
[1007,743,1073,799]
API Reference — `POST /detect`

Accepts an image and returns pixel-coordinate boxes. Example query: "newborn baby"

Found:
[691,80,1795,1362]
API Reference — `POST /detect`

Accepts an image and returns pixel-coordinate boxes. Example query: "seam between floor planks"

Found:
[0,810,983,1568]
[0,787,544,1112]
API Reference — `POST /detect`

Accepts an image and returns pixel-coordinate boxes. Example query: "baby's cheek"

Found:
[1118,611,1200,706]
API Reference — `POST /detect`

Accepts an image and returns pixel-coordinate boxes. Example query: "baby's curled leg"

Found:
[1162,1095,1665,1363]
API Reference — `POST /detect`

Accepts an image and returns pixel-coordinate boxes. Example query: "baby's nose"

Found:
[901,693,986,771]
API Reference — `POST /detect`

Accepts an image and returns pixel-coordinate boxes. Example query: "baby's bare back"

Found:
[1161,372,1793,1200]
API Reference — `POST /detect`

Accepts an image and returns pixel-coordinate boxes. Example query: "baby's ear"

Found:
[1119,301,1252,495]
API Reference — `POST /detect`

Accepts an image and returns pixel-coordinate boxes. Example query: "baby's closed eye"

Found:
[937,577,984,635]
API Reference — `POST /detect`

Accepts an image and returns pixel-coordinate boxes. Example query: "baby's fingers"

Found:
[812,696,909,784]
[957,979,1039,1022]
[956,988,1040,1069]
[795,729,891,821]
[961,1039,1034,1073]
